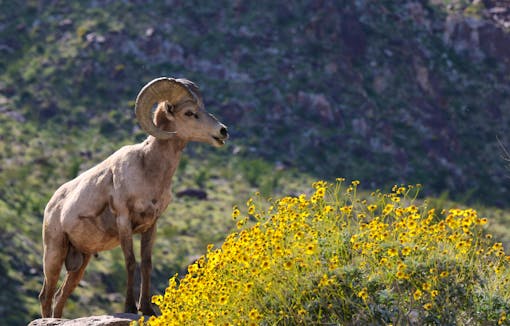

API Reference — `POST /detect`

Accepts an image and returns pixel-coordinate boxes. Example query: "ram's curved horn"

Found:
[135,77,198,139]
[175,78,203,106]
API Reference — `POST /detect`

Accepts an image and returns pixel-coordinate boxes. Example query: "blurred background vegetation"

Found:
[1,0,510,324]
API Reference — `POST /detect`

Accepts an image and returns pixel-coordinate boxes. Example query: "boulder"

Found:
[176,188,208,200]
[28,313,140,326]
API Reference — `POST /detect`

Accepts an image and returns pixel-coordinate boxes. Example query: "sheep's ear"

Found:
[163,102,176,120]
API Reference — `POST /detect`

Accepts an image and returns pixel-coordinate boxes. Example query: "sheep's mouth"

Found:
[212,136,226,146]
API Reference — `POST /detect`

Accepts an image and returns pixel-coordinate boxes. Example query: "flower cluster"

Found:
[138,180,510,325]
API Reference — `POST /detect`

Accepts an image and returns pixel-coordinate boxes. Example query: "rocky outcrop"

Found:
[28,313,141,326]
[443,1,510,66]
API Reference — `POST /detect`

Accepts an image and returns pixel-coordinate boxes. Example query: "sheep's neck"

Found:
[142,137,186,183]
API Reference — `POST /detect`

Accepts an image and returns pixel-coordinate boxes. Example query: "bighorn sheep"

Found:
[39,77,228,317]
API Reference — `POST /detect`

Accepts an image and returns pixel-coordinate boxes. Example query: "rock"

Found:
[58,18,73,29]
[443,10,510,65]
[176,188,208,200]
[0,102,26,123]
[85,32,106,44]
[413,56,434,96]
[297,91,335,124]
[28,313,141,326]
[28,318,67,326]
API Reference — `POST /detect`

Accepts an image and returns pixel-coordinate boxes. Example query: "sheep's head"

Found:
[135,77,228,147]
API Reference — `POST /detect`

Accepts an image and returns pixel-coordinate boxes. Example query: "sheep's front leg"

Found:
[117,214,137,314]
[139,224,157,316]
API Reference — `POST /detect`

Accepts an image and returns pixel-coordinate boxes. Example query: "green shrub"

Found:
[141,180,510,325]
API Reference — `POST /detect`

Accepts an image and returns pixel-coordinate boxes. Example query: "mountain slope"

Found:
[2,0,510,204]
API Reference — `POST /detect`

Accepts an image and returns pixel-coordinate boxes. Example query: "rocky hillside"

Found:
[1,0,510,324]
[1,0,510,204]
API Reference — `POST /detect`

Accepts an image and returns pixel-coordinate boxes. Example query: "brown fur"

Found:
[39,100,228,318]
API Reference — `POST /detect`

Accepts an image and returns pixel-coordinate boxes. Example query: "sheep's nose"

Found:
[220,127,228,138]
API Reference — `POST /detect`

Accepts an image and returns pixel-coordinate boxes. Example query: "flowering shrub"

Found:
[139,180,510,325]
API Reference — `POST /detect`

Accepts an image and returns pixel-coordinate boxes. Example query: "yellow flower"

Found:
[340,205,353,214]
[152,295,162,305]
[249,308,261,320]
[396,186,406,194]
[477,218,488,225]
[402,247,411,256]
[383,204,394,216]
[368,204,377,212]
[492,243,504,251]
[323,205,334,214]
[315,187,326,199]
[396,271,408,279]
[413,289,423,300]
[188,263,199,274]
[328,256,339,270]
[423,303,433,311]
[387,248,398,257]
[357,287,369,302]
[318,274,330,288]
[218,295,228,305]
[498,312,507,325]
[232,206,240,219]
[244,282,254,292]
[297,308,307,316]
[237,218,246,229]
[305,243,317,255]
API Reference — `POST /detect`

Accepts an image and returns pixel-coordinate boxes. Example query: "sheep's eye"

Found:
[185,111,194,117]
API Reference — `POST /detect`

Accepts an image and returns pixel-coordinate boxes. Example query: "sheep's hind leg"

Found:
[39,237,66,317]
[52,253,91,318]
